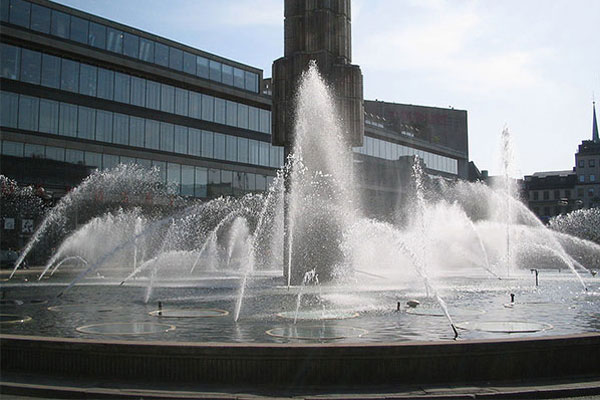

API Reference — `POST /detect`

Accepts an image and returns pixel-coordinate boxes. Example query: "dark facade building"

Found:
[1,0,469,250]
[574,102,600,208]
[354,101,468,215]
[524,171,577,222]
[523,102,600,220]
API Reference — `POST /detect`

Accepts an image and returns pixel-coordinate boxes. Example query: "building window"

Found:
[146,81,160,110]
[41,53,60,88]
[112,113,129,145]
[58,102,77,137]
[234,67,245,89]
[222,64,233,85]
[201,130,213,158]
[77,106,95,140]
[20,48,41,85]
[202,95,214,122]
[532,191,539,201]
[579,175,585,183]
[590,175,596,182]
[123,33,139,58]
[237,137,249,164]
[51,10,70,39]
[30,4,51,34]
[88,22,106,49]
[0,43,20,80]
[209,60,221,82]
[577,188,584,198]
[114,72,130,103]
[154,43,169,67]
[159,122,174,152]
[145,120,159,150]
[188,128,202,157]
[169,47,183,71]
[60,59,79,92]
[183,52,195,75]
[97,68,114,100]
[553,190,560,200]
[196,56,209,79]
[39,98,59,134]
[543,191,549,200]
[174,88,188,116]
[214,98,226,124]
[564,190,570,199]
[213,132,226,160]
[79,64,97,97]
[129,116,145,148]
[579,160,585,168]
[69,16,88,44]
[160,84,174,113]
[94,110,112,142]
[18,95,39,131]
[589,188,595,197]
[174,125,188,154]
[130,76,146,107]
[543,207,550,216]
[106,28,123,53]
[590,159,596,168]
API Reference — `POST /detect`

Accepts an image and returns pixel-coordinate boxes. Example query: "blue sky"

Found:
[54,0,600,176]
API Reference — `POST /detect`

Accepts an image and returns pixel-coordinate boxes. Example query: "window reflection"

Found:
[6,0,261,93]
[106,28,123,53]
[123,32,139,58]
[1,89,283,176]
[69,16,88,44]
[88,22,106,49]
[1,44,271,133]
[30,3,50,33]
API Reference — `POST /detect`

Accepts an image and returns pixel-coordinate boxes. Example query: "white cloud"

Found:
[354,2,548,93]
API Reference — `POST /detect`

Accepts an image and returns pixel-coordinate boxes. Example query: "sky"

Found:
[54,0,600,177]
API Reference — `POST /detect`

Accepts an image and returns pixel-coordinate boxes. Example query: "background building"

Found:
[523,171,576,222]
[523,102,599,220]
[353,101,468,216]
[574,104,600,207]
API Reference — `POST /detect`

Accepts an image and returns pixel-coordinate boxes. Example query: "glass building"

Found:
[1,0,282,199]
[1,0,468,207]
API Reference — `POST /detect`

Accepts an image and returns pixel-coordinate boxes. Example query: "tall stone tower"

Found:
[272,0,364,148]
[271,0,364,284]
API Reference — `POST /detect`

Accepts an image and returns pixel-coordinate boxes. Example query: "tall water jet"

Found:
[499,127,517,277]
[286,62,358,284]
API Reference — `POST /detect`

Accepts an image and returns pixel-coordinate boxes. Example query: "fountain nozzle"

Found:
[510,293,515,303]
[451,323,459,340]
[530,269,539,286]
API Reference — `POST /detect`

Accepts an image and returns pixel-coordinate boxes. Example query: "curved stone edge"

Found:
[1,333,599,386]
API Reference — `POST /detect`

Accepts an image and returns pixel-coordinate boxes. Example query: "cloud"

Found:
[354,2,548,93]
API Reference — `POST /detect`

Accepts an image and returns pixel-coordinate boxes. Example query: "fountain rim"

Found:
[2,332,599,390]
[2,332,598,348]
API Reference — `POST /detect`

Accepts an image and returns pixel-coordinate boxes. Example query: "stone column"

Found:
[272,0,364,284]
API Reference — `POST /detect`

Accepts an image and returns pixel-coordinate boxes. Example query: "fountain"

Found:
[1,62,599,394]
[1,63,598,339]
